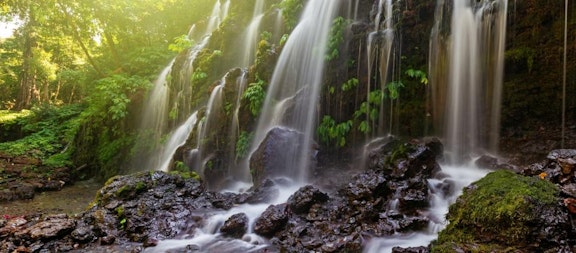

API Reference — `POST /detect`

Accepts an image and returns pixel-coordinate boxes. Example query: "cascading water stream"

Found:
[228,71,250,181]
[248,0,341,184]
[133,0,230,173]
[196,77,226,180]
[158,112,198,172]
[240,14,265,68]
[434,0,508,163]
[365,0,507,251]
[239,0,266,67]
[146,1,341,250]
[367,0,395,137]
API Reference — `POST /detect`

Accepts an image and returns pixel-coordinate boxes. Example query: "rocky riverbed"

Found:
[1,138,576,252]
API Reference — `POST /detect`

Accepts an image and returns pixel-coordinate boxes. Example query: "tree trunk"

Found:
[16,21,35,110]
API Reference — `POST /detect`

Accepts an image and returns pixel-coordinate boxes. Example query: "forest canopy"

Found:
[0,0,217,110]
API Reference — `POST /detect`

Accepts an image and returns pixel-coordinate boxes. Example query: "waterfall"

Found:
[248,0,341,184]
[197,77,226,180]
[132,0,230,172]
[229,71,249,181]
[240,14,265,67]
[367,0,396,137]
[430,0,508,164]
[158,112,198,172]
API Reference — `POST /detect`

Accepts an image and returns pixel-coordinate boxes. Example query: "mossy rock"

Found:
[432,170,565,252]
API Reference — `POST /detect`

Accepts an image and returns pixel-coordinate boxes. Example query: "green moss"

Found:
[432,170,559,252]
[115,185,133,198]
[135,181,147,192]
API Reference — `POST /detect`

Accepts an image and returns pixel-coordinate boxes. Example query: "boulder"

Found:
[250,127,312,186]
[433,170,574,252]
[287,185,329,214]
[220,213,248,238]
[16,215,75,241]
[254,204,288,236]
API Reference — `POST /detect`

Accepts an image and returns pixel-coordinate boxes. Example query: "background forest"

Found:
[0,0,221,181]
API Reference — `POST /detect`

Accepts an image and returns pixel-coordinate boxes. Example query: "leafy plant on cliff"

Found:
[326,16,350,61]
[278,0,305,31]
[242,78,266,117]
[505,47,535,73]
[317,115,352,147]
[354,89,383,134]
[341,78,359,92]
[235,131,253,160]
[168,34,194,53]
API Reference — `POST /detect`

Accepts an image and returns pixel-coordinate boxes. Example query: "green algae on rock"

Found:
[432,169,572,252]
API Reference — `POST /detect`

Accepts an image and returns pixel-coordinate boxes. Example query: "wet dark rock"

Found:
[561,184,576,198]
[287,185,328,214]
[244,179,279,204]
[434,170,575,252]
[475,155,498,170]
[340,170,389,202]
[397,216,429,232]
[17,215,75,241]
[71,224,94,243]
[220,213,248,238]
[0,183,35,202]
[392,246,430,253]
[398,179,430,212]
[100,235,116,245]
[547,149,576,161]
[143,237,158,247]
[423,137,443,159]
[249,127,308,187]
[254,204,288,236]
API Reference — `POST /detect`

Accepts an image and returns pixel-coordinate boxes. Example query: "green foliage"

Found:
[168,34,194,53]
[278,0,305,30]
[505,47,536,73]
[352,90,383,134]
[242,78,266,117]
[317,115,352,147]
[90,74,151,121]
[405,69,428,85]
[433,170,559,252]
[168,161,200,180]
[280,34,289,46]
[192,70,208,82]
[385,80,404,100]
[235,131,253,160]
[326,16,350,61]
[341,78,359,92]
[0,105,83,162]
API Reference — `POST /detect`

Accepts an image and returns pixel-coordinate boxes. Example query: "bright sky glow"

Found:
[0,21,19,38]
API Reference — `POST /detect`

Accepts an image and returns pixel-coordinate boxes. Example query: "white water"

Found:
[158,112,198,172]
[249,0,340,184]
[240,14,265,67]
[367,0,395,137]
[197,79,226,179]
[431,0,508,163]
[140,60,174,137]
[364,163,489,252]
[133,0,231,172]
[228,71,250,181]
[144,182,302,253]
[235,0,270,70]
